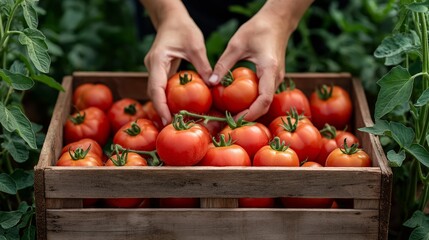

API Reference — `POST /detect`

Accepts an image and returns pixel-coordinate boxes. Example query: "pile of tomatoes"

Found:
[58,67,371,208]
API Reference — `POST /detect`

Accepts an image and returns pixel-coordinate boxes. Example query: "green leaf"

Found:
[375,66,414,119]
[405,144,429,168]
[0,173,16,194]
[9,61,27,75]
[384,54,404,66]
[18,28,51,73]
[427,135,429,148]
[0,0,14,16]
[32,74,64,91]
[21,0,38,29]
[0,69,34,91]
[21,225,35,240]
[0,103,37,149]
[387,149,406,167]
[389,121,415,148]
[406,2,429,13]
[0,211,21,229]
[10,170,33,190]
[1,131,29,162]
[409,227,429,240]
[404,210,429,228]
[359,119,390,135]
[415,88,429,107]
[374,31,420,59]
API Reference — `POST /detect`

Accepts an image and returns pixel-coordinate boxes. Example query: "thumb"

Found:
[209,45,243,86]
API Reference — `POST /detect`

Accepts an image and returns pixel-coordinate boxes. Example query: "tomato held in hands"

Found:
[156,114,210,166]
[198,134,251,166]
[310,84,352,130]
[108,98,146,133]
[73,83,113,112]
[166,71,212,115]
[64,107,110,146]
[142,101,163,130]
[113,119,159,151]
[212,67,258,114]
[325,139,371,167]
[316,124,360,166]
[56,146,103,166]
[253,137,300,167]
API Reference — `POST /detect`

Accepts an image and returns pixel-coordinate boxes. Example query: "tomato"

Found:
[104,151,149,208]
[142,101,163,130]
[61,138,103,158]
[220,115,271,159]
[156,114,210,166]
[238,198,275,208]
[301,161,323,167]
[166,71,212,114]
[263,80,311,124]
[253,137,300,167]
[268,109,312,137]
[159,198,200,208]
[316,124,360,166]
[212,67,258,114]
[113,118,159,151]
[73,83,113,112]
[108,98,146,133]
[56,146,103,166]
[281,197,334,208]
[64,107,110,146]
[195,109,226,137]
[325,140,371,167]
[310,84,352,130]
[198,134,251,166]
[272,114,321,163]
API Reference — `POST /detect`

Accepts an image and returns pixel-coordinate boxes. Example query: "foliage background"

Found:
[5,0,406,239]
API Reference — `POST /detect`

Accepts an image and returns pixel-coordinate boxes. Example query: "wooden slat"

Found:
[200,198,238,208]
[46,208,378,240]
[44,167,381,199]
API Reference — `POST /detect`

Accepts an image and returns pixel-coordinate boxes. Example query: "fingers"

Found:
[209,41,244,86]
[186,45,212,83]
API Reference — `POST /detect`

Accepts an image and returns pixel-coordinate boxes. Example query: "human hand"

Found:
[143,7,212,125]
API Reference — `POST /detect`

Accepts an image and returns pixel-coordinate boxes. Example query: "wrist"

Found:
[141,0,190,30]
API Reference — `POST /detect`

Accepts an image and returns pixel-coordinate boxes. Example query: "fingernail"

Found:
[161,118,168,126]
[209,74,219,84]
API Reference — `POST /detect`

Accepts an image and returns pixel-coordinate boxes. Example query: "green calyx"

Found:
[69,112,86,125]
[109,148,129,166]
[320,124,337,139]
[68,145,91,160]
[112,144,162,167]
[276,78,295,93]
[172,114,193,130]
[225,111,253,129]
[124,121,141,136]
[124,103,137,115]
[316,84,334,100]
[213,134,233,147]
[269,137,289,152]
[340,138,360,155]
[179,72,193,85]
[280,110,301,132]
[221,70,234,87]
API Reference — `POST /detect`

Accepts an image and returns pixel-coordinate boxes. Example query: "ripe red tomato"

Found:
[104,151,149,208]
[61,138,103,158]
[194,109,226,137]
[113,118,159,151]
[238,198,275,208]
[108,98,146,133]
[159,198,200,208]
[310,84,352,130]
[166,71,212,114]
[73,83,113,112]
[263,80,311,124]
[198,134,251,166]
[220,119,271,159]
[268,110,312,137]
[142,101,163,130]
[301,161,323,167]
[64,107,110,146]
[156,115,210,166]
[272,115,322,163]
[253,137,300,167]
[316,124,360,166]
[325,141,371,167]
[56,147,103,166]
[212,67,258,114]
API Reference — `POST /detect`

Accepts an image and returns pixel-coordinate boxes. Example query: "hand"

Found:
[143,4,212,125]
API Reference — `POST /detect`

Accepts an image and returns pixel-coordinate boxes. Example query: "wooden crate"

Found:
[35,72,392,240]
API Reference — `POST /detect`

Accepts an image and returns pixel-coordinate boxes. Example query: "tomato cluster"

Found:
[60,68,371,208]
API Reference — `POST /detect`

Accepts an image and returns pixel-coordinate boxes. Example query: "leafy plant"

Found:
[360,1,429,239]
[0,0,61,239]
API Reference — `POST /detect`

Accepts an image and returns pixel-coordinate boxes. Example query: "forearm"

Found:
[139,0,190,29]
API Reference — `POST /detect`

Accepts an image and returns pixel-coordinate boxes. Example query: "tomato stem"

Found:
[109,146,129,166]
[172,114,193,130]
[178,110,227,124]
[69,112,86,125]
[124,103,137,115]
[339,138,359,155]
[213,133,233,147]
[276,78,295,94]
[113,144,162,166]
[68,145,91,160]
[179,72,193,85]
[221,70,234,87]
[320,124,337,139]
[316,84,333,100]
[269,137,289,152]
[124,121,141,136]
[225,112,253,129]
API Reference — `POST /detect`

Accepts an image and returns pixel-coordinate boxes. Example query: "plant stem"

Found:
[418,12,429,147]
[3,86,13,104]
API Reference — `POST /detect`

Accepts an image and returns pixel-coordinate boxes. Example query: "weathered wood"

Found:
[200,198,238,208]
[46,199,82,209]
[46,208,379,240]
[43,167,381,199]
[354,199,379,209]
